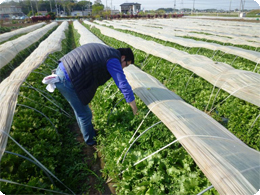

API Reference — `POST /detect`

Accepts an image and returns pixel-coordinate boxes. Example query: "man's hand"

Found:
[128,100,138,115]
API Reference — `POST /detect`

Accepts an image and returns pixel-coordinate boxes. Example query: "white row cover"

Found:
[184,15,260,21]
[0,22,58,70]
[73,20,104,45]
[0,21,68,161]
[124,64,260,195]
[84,20,260,107]
[121,18,260,44]
[95,20,260,64]
[114,18,260,47]
[73,21,260,195]
[162,18,259,38]
[0,22,46,43]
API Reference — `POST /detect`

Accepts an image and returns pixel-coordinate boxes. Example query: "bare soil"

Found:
[71,123,116,195]
[1,20,39,28]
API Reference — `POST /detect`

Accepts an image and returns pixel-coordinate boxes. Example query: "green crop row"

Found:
[180,35,260,52]
[83,21,259,193]
[84,23,260,151]
[91,70,216,195]
[80,23,220,194]
[0,26,11,34]
[1,23,105,194]
[105,26,259,73]
[82,21,259,195]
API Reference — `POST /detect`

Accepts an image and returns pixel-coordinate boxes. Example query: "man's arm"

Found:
[107,58,138,115]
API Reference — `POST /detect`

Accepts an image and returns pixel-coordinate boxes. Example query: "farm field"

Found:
[0,17,259,195]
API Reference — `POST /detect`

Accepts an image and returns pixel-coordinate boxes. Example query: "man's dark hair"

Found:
[117,48,135,64]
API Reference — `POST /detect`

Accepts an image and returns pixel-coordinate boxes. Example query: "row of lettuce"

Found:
[82,22,259,151]
[1,23,106,194]
[82,22,259,194]
[108,27,259,73]
[113,26,260,149]
[1,20,259,194]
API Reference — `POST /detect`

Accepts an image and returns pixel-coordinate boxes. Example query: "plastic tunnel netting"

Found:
[0,22,46,43]
[110,18,260,45]
[0,22,58,69]
[73,20,104,45]
[124,64,260,195]
[0,21,68,161]
[75,21,260,195]
[184,15,260,21]
[84,21,260,108]
[94,19,260,64]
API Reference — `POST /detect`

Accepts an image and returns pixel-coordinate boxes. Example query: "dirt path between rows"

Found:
[71,123,116,195]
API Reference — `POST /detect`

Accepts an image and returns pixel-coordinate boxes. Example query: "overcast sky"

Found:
[105,0,260,11]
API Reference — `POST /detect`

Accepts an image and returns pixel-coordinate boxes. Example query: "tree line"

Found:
[1,0,106,16]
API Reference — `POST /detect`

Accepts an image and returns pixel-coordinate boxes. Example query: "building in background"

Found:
[120,2,141,15]
[0,5,23,19]
[71,9,92,16]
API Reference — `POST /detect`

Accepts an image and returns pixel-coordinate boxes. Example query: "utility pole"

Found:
[88,0,91,16]
[193,0,195,12]
[30,0,34,16]
[111,0,112,14]
[49,0,53,12]
[181,0,183,13]
[229,0,232,13]
[54,0,58,16]
[174,0,176,12]
[239,0,243,12]
[35,0,39,13]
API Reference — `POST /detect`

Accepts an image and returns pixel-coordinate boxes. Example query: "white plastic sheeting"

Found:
[73,21,260,195]
[120,18,260,44]
[73,20,104,45]
[184,15,260,21]
[95,20,260,64]
[0,21,68,161]
[124,64,260,195]
[84,21,260,107]
[104,19,260,47]
[0,22,46,43]
[0,22,58,70]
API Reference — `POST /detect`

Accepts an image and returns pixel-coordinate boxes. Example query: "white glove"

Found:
[42,74,59,92]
